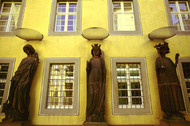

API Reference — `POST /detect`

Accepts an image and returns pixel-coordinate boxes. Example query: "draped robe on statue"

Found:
[156,57,185,116]
[3,56,38,121]
[86,57,106,122]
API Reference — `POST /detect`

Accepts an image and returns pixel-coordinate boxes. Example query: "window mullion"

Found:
[176,1,185,31]
[65,2,69,32]
[127,65,132,107]
[6,2,14,32]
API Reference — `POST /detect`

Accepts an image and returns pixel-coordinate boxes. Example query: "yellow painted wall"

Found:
[0,0,190,125]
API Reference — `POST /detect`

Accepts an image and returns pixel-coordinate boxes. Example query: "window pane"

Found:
[113,3,121,12]
[113,14,135,31]
[169,2,177,12]
[124,3,132,12]
[132,98,142,104]
[182,14,190,31]
[13,3,21,13]
[67,26,73,31]
[2,3,11,13]
[58,3,66,12]
[179,2,188,11]
[119,98,128,105]
[69,3,77,12]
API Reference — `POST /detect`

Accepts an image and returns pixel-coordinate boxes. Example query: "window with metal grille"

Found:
[39,58,79,115]
[169,0,190,31]
[55,1,77,32]
[112,0,135,31]
[182,62,190,101]
[47,64,74,109]
[178,57,190,114]
[0,63,9,107]
[111,58,152,115]
[0,58,15,114]
[116,63,144,109]
[0,1,21,32]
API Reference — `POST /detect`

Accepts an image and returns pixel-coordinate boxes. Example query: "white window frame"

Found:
[165,0,190,34]
[111,57,152,115]
[39,58,80,115]
[48,0,82,36]
[178,57,190,114]
[0,58,15,115]
[0,2,21,32]
[0,0,26,36]
[108,0,142,35]
[55,1,77,32]
[112,1,135,31]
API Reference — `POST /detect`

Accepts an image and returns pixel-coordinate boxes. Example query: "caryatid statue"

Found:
[155,42,185,120]
[86,44,106,122]
[2,44,39,121]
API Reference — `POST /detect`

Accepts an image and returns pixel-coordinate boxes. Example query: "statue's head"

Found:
[154,42,170,55]
[91,44,101,57]
[23,44,35,55]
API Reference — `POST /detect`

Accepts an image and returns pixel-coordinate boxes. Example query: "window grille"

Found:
[47,63,75,109]
[0,63,9,108]
[169,0,190,31]
[0,2,21,32]
[116,63,144,109]
[182,62,190,102]
[112,0,135,31]
[55,1,77,32]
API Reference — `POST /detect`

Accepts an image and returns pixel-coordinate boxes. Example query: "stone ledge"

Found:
[83,122,107,126]
[0,121,31,126]
[160,119,190,126]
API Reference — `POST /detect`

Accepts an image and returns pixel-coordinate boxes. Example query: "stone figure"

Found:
[2,44,39,122]
[154,42,185,120]
[86,44,106,122]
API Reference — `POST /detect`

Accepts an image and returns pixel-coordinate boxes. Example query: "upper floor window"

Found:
[165,0,190,34]
[39,58,80,115]
[108,0,142,35]
[49,0,82,36]
[0,0,26,36]
[111,58,152,115]
[0,58,15,114]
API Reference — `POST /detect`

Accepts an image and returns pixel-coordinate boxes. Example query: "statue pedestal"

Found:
[83,122,107,126]
[0,121,31,126]
[160,119,190,126]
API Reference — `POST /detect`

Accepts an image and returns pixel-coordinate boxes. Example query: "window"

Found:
[178,57,190,114]
[108,0,142,35]
[165,0,190,34]
[0,58,15,114]
[39,58,80,115]
[49,0,82,36]
[0,0,26,36]
[111,58,152,114]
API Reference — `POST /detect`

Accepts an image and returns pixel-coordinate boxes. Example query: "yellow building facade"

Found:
[0,0,190,125]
